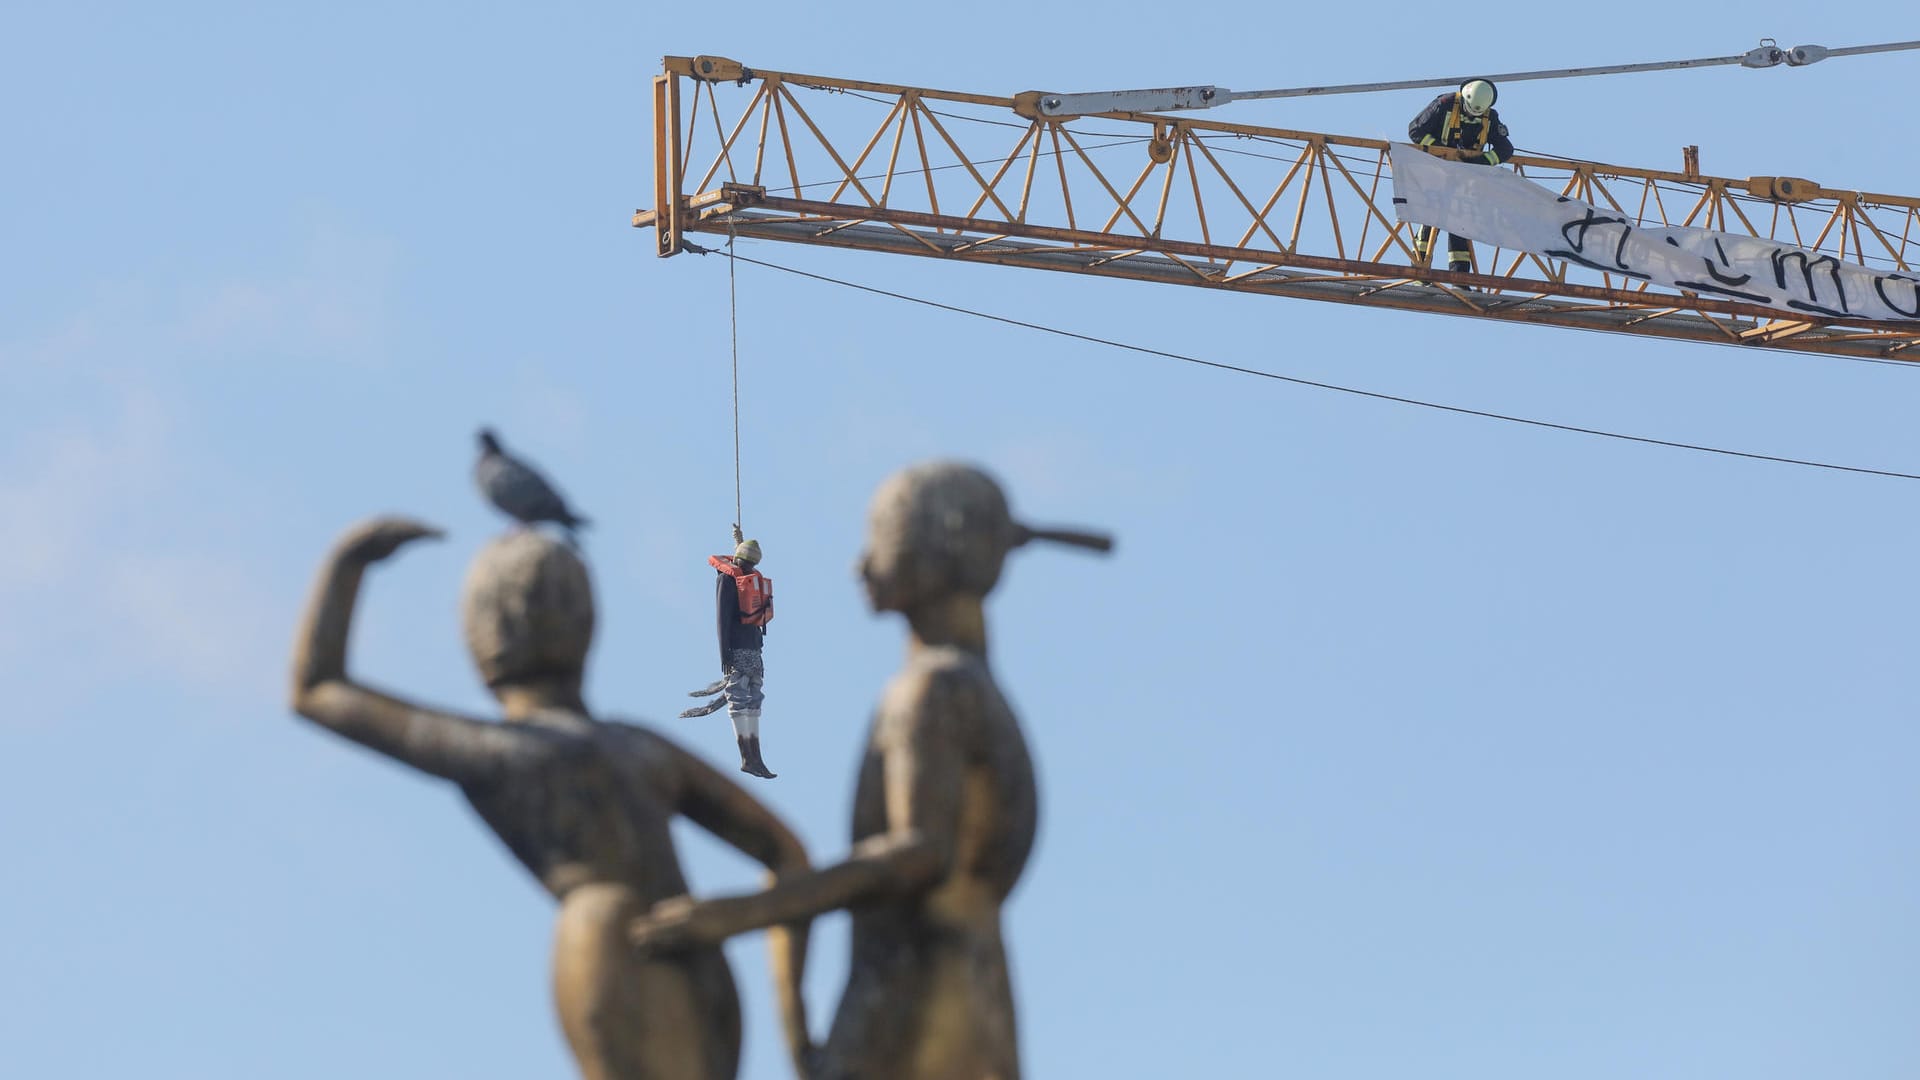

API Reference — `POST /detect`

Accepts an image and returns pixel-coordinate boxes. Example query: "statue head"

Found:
[461,530,596,698]
[858,460,1113,615]
[858,462,1022,614]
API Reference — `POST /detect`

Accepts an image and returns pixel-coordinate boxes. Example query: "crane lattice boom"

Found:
[636,56,1920,361]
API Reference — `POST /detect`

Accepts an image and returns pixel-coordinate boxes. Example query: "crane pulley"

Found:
[1013,37,1920,119]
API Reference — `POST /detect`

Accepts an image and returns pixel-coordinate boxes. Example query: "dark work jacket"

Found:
[716,563,765,670]
[1408,93,1514,165]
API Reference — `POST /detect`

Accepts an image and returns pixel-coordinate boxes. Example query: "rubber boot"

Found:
[745,736,777,779]
[737,735,761,777]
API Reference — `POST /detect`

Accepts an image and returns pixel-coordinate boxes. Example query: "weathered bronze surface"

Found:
[289,518,811,1080]
[632,462,1111,1080]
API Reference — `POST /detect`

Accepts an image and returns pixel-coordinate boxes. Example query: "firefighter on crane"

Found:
[681,525,778,778]
[1407,78,1514,275]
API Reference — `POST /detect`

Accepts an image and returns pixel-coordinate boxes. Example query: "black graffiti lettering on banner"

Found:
[1674,280,1774,304]
[1671,236,1773,304]
[1702,239,1756,287]
[1786,299,1850,317]
[1553,200,1638,273]
[1771,250,1849,317]
[1872,274,1920,319]
[1547,249,1654,279]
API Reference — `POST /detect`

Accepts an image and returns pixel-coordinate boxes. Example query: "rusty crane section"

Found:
[635,55,1920,361]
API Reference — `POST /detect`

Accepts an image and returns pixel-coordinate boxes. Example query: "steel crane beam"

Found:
[638,57,1920,361]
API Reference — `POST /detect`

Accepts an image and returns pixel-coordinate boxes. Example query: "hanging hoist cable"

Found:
[727,220,744,531]
[1019,37,1920,118]
[677,227,781,782]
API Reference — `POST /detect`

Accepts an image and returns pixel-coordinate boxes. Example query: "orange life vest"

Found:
[709,555,774,626]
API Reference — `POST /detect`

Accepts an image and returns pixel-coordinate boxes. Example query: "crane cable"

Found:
[1231,38,1920,102]
[727,220,744,531]
[676,239,1920,482]
[1029,38,1920,117]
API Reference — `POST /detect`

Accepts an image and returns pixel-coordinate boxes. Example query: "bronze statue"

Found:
[632,462,1111,1080]
[289,518,811,1080]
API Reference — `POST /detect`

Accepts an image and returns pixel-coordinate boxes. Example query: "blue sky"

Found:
[5,2,1917,1077]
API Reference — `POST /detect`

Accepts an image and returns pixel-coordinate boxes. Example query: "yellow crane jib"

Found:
[641,54,1920,360]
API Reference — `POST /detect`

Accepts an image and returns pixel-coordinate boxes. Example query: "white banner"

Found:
[1388,143,1920,323]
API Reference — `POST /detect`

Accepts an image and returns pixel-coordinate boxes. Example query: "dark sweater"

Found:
[716,565,765,669]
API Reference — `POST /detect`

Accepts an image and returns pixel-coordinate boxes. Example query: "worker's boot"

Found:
[1411,235,1433,285]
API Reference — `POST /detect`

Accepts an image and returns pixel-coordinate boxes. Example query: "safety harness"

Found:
[1428,95,1502,165]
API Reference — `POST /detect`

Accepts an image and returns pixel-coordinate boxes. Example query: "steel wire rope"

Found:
[1046,37,1920,113]
[674,240,1920,476]
[726,222,744,529]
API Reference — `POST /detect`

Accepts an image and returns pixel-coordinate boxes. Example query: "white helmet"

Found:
[1459,79,1497,117]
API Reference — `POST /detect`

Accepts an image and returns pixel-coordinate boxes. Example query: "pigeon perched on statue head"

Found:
[474,427,590,539]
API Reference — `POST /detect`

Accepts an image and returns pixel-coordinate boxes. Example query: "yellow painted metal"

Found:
[640,58,1920,359]
[688,55,751,83]
[692,82,767,193]
[651,74,682,257]
[1748,175,1823,202]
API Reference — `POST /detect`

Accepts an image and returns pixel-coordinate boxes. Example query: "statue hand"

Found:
[631,894,730,952]
[340,517,445,564]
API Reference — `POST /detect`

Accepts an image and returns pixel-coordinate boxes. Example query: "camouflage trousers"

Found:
[722,649,765,736]
[682,648,765,737]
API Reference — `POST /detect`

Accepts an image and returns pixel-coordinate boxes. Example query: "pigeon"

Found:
[474,428,590,536]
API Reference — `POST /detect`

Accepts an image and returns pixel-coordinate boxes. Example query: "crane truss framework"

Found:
[636,56,1920,361]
